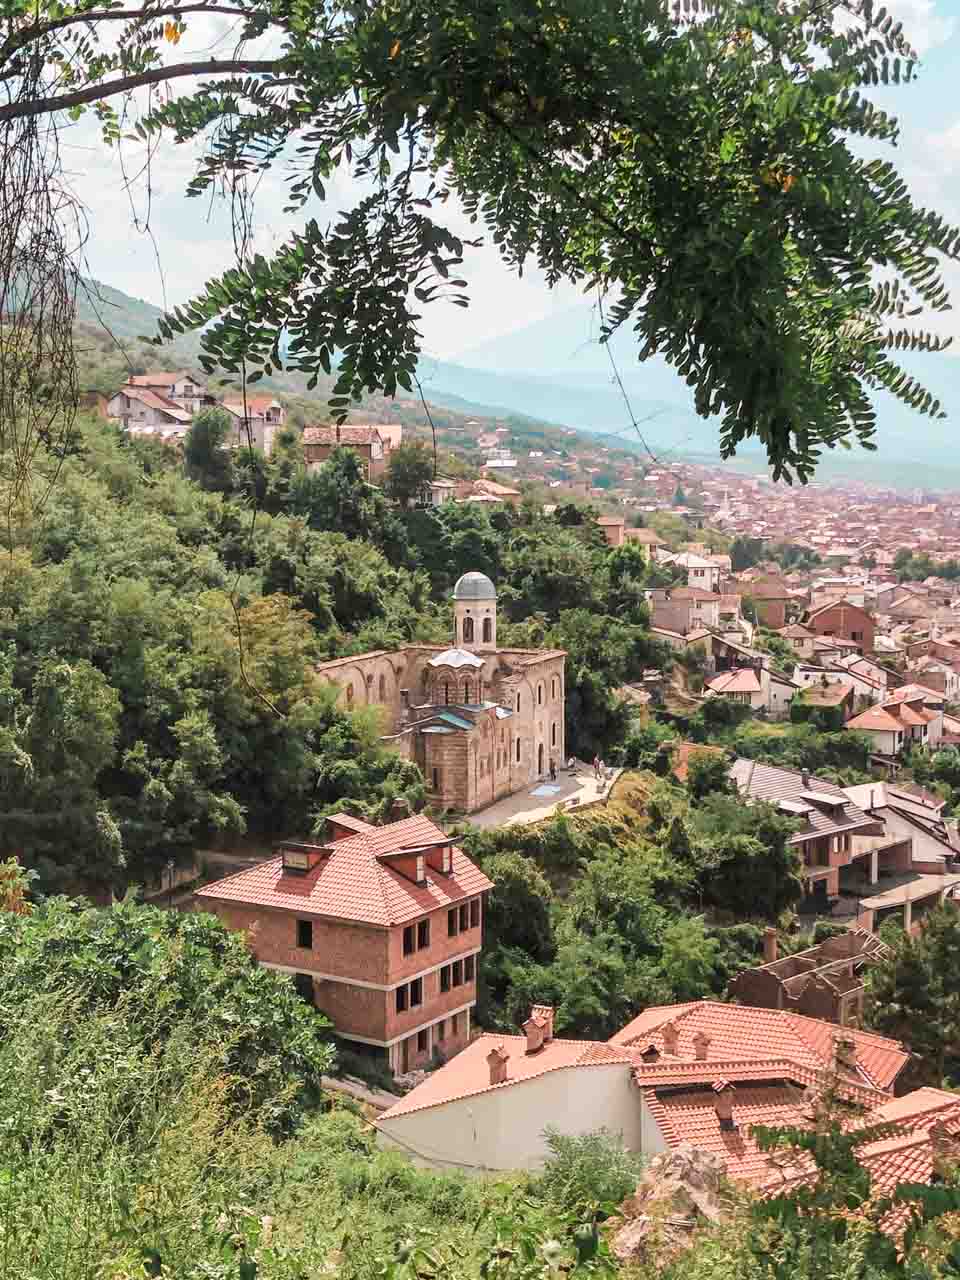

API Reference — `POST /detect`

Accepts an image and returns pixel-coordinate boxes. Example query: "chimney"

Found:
[487,1044,509,1085]
[802,769,811,788]
[931,1119,953,1170]
[390,797,411,823]
[834,1035,857,1072]
[661,1020,680,1056]
[763,927,778,965]
[692,1031,712,1061]
[523,1015,546,1054]
[532,1004,555,1042]
[713,1080,737,1131]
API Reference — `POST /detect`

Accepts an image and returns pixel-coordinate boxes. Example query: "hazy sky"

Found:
[62,0,960,362]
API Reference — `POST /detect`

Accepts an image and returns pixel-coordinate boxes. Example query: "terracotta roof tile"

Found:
[378,1033,633,1120]
[610,1001,908,1092]
[302,425,384,445]
[196,813,492,927]
[729,759,875,845]
[708,668,762,694]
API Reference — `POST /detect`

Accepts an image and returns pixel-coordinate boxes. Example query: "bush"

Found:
[536,1127,644,1213]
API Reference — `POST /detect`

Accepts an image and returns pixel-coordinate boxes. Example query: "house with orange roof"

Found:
[301,425,390,480]
[221,393,286,454]
[845,686,943,759]
[375,1000,912,1179]
[195,810,492,1076]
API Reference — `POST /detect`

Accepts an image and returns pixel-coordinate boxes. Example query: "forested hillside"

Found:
[0,417,668,894]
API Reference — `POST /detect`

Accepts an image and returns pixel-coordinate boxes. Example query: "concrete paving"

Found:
[467,763,621,830]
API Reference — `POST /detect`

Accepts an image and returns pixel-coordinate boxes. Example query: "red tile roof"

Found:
[708,668,762,694]
[610,1001,908,1093]
[302,426,384,445]
[378,1032,633,1120]
[729,758,875,846]
[643,1083,817,1187]
[195,813,492,928]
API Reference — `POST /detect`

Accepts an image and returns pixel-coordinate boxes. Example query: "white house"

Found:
[376,1001,910,1181]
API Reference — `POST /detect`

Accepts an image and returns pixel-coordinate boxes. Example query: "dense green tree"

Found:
[729,536,764,572]
[0,897,335,1129]
[659,915,721,1002]
[685,749,733,801]
[384,441,435,508]
[867,905,960,1087]
[184,407,234,492]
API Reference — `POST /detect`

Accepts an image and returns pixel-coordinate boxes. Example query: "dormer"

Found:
[425,838,458,876]
[378,847,429,885]
[277,841,330,875]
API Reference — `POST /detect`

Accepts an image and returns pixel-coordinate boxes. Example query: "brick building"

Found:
[806,599,875,655]
[316,573,566,814]
[728,927,891,1026]
[195,811,492,1075]
[301,424,392,480]
[749,577,792,629]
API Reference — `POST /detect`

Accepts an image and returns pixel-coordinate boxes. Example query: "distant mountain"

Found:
[448,300,960,489]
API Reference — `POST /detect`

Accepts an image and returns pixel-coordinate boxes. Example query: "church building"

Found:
[315,573,567,814]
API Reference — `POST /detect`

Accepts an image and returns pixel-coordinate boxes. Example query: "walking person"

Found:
[592,754,600,779]
[549,758,557,783]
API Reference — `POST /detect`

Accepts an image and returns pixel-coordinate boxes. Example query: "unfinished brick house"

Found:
[195,811,492,1075]
[728,927,891,1026]
[301,424,392,480]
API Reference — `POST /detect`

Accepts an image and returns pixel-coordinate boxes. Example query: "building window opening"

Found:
[437,1019,446,1041]
[452,960,463,986]
[551,722,557,747]
[482,616,492,643]
[537,683,543,706]
[516,691,521,712]
[346,682,354,703]
[403,925,415,955]
[448,908,458,937]
[432,767,439,790]
[470,898,480,928]
[459,903,469,931]
[444,683,450,705]
[378,674,386,701]
[410,977,423,1007]
[451,1013,460,1035]
[465,955,475,982]
[296,919,313,949]
[440,965,451,992]
[463,616,475,643]
[417,1029,428,1053]
[418,919,430,949]
[396,985,408,1012]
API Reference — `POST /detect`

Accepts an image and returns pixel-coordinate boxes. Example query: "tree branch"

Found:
[0,58,287,122]
[0,4,252,66]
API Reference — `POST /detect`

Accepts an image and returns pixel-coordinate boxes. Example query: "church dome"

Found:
[453,571,497,601]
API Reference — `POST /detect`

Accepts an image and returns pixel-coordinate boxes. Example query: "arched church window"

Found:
[463,616,475,643]
[482,616,492,643]
[551,722,557,747]
[346,683,354,703]
[516,691,521,712]
[537,683,543,706]
[516,737,521,763]
[444,682,450,705]
[378,674,386,701]
[463,681,472,703]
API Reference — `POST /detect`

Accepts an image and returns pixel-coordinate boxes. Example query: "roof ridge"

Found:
[196,853,282,897]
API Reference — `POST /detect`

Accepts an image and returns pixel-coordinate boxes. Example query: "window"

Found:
[440,964,451,992]
[417,1029,428,1052]
[418,919,430,949]
[346,682,354,703]
[551,722,557,747]
[403,925,415,956]
[432,767,439,790]
[551,677,558,698]
[410,978,423,1007]
[396,985,408,1012]
[448,908,458,937]
[452,960,463,987]
[451,1013,460,1035]
[296,919,313,949]
[464,955,475,983]
[378,674,386,701]
[537,683,543,706]
[482,616,492,643]
[437,1019,446,1041]
[463,616,475,643]
[470,898,480,928]
[459,903,469,932]
[516,737,521,763]
[444,683,450,705]
[516,691,521,712]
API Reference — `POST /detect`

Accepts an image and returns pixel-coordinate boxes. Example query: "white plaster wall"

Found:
[377,1064,651,1172]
